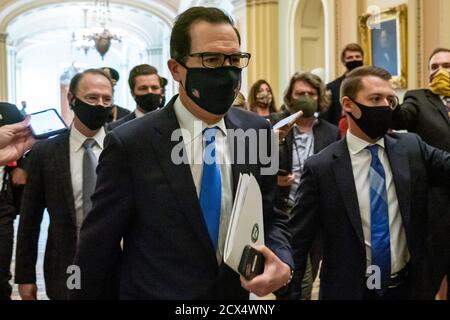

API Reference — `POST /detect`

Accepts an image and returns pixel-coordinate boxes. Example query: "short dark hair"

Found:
[428,47,450,67]
[340,66,391,100]
[341,43,364,64]
[170,7,241,63]
[69,69,113,95]
[248,79,277,113]
[283,72,330,113]
[100,67,120,82]
[128,64,159,92]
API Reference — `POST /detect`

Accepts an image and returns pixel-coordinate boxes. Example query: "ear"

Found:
[341,96,353,114]
[67,92,74,106]
[168,59,183,82]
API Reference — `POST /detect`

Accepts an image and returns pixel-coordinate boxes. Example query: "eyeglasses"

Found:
[188,52,251,69]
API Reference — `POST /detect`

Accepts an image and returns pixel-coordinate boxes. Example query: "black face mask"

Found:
[181,65,242,115]
[345,60,364,72]
[134,93,161,113]
[347,98,393,140]
[71,97,112,130]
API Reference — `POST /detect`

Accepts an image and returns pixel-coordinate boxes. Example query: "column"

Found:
[232,0,248,96]
[0,33,8,101]
[245,0,280,103]
[7,46,16,103]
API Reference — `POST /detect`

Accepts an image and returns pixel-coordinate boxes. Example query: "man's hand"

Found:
[275,125,294,143]
[11,167,28,186]
[274,111,303,142]
[0,118,36,165]
[277,174,295,187]
[240,245,292,297]
[19,283,38,300]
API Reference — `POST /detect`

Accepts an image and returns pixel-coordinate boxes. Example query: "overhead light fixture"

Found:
[72,1,121,59]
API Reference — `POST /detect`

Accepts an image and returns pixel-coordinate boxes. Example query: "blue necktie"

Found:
[368,145,391,294]
[199,127,222,250]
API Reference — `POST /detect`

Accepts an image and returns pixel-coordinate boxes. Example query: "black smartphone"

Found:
[277,169,291,176]
[29,108,68,139]
[238,245,265,280]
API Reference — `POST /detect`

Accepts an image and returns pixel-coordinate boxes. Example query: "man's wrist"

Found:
[284,267,294,287]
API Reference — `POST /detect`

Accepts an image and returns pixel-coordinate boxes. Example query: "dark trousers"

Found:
[0,195,16,300]
[364,277,411,300]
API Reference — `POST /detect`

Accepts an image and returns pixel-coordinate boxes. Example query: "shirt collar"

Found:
[70,125,106,152]
[346,130,385,155]
[173,96,227,144]
[135,108,146,119]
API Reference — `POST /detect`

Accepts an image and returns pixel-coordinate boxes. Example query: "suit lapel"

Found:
[426,90,450,126]
[331,139,365,247]
[55,133,77,225]
[384,135,412,236]
[313,122,327,153]
[150,98,217,264]
[224,115,240,195]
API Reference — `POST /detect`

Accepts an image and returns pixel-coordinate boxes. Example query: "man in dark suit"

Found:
[289,66,450,300]
[100,67,131,123]
[0,102,31,300]
[15,69,113,300]
[392,47,450,298]
[109,64,163,130]
[273,72,340,299]
[323,43,364,126]
[71,7,293,300]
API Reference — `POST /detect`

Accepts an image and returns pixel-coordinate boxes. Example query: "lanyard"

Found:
[292,126,314,174]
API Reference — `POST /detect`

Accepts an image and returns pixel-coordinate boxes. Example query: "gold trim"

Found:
[246,0,278,7]
[335,0,341,77]
[359,4,408,89]
[0,33,7,43]
[417,0,423,88]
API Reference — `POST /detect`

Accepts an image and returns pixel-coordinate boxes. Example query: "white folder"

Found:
[224,173,265,273]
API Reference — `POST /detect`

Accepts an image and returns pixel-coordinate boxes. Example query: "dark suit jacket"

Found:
[106,105,131,124]
[392,89,450,290]
[275,118,340,210]
[70,96,293,300]
[393,89,450,151]
[323,75,346,126]
[108,112,136,131]
[15,132,78,300]
[289,133,450,300]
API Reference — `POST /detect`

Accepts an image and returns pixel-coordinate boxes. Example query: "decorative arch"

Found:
[0,0,177,34]
[287,0,331,82]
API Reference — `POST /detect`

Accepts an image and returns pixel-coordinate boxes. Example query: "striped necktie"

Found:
[367,145,391,295]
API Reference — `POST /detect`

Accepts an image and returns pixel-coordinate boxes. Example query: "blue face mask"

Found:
[180,64,242,115]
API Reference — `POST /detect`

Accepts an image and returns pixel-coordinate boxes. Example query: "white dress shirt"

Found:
[346,131,410,274]
[70,126,106,235]
[173,97,233,263]
[0,166,4,191]
[135,108,145,119]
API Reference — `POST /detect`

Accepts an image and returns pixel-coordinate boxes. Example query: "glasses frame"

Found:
[188,52,251,69]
